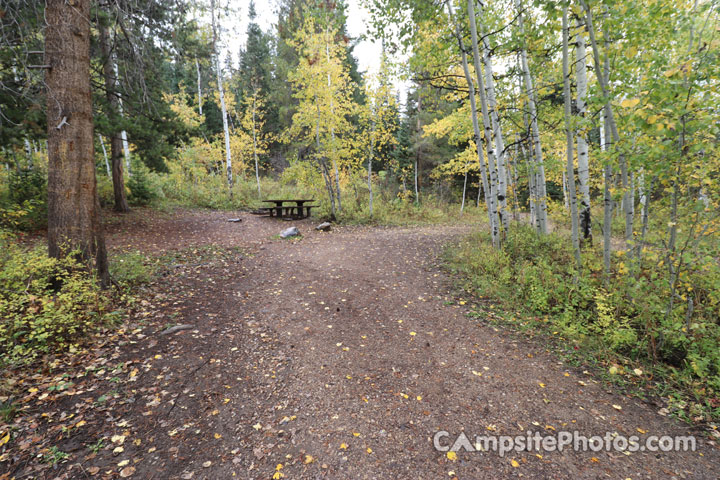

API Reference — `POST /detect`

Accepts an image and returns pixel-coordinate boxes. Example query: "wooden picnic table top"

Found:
[262,199,314,204]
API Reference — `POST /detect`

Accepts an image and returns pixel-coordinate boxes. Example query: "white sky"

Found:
[221,0,409,105]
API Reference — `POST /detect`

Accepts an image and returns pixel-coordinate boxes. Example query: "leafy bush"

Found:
[446,223,720,420]
[0,232,109,365]
[0,169,47,230]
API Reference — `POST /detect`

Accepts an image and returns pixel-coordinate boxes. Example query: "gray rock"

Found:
[315,222,332,231]
[280,226,300,238]
[227,218,242,222]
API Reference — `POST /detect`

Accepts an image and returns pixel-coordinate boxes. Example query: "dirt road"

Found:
[4,209,718,479]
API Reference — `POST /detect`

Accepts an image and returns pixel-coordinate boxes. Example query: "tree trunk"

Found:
[325,29,342,212]
[252,92,261,197]
[196,58,203,115]
[575,17,592,243]
[478,2,509,232]
[446,2,492,230]
[563,6,582,271]
[99,134,111,177]
[468,0,500,247]
[367,107,376,217]
[45,0,109,286]
[415,93,421,203]
[515,0,548,234]
[211,0,233,195]
[99,19,130,213]
[316,102,336,219]
[580,0,633,251]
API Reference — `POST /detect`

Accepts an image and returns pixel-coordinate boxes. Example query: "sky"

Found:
[221,0,409,104]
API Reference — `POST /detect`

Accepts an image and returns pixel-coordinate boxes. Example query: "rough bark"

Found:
[99,20,129,213]
[45,0,109,286]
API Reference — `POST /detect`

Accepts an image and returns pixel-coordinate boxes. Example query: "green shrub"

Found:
[1,169,47,230]
[110,250,155,288]
[0,232,109,365]
[446,223,720,420]
[128,161,163,206]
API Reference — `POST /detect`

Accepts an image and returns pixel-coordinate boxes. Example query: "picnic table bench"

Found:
[253,199,316,219]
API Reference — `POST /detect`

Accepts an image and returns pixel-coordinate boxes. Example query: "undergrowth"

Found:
[445,224,720,424]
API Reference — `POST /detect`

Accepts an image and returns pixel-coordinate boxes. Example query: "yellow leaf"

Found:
[633,368,643,376]
[304,454,314,464]
[366,447,373,454]
[214,433,222,439]
[409,331,417,336]
[340,443,348,450]
[538,382,546,388]
[511,459,520,467]
[118,460,130,467]
[613,404,623,411]
[620,98,640,108]
[0,432,10,446]
[417,396,422,401]
[353,432,361,437]
[609,366,618,375]
[446,451,457,461]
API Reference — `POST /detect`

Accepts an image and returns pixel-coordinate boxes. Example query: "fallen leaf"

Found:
[120,466,135,477]
[446,451,457,461]
[511,459,520,467]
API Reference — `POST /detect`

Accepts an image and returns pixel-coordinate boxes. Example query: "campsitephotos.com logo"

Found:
[433,430,697,457]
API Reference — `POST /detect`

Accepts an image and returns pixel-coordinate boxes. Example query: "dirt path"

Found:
[3,209,718,479]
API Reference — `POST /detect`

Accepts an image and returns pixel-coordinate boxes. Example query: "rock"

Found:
[159,324,194,336]
[227,218,242,222]
[315,222,332,231]
[280,227,300,238]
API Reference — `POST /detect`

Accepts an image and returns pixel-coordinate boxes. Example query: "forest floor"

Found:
[2,208,719,479]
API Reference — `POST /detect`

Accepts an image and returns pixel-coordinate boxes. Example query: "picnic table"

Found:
[255,199,316,219]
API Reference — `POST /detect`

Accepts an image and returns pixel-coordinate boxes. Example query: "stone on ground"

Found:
[280,227,300,238]
[315,222,332,231]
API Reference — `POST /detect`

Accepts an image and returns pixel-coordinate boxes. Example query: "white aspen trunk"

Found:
[415,94,421,203]
[478,3,508,232]
[447,2,492,232]
[99,134,111,177]
[575,18,592,243]
[212,0,232,193]
[196,58,203,115]
[316,101,336,217]
[367,102,376,216]
[563,6,582,270]
[515,0,548,234]
[111,60,131,177]
[461,163,469,214]
[580,0,634,250]
[252,93,261,197]
[325,29,342,212]
[468,0,500,247]
[562,171,569,210]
